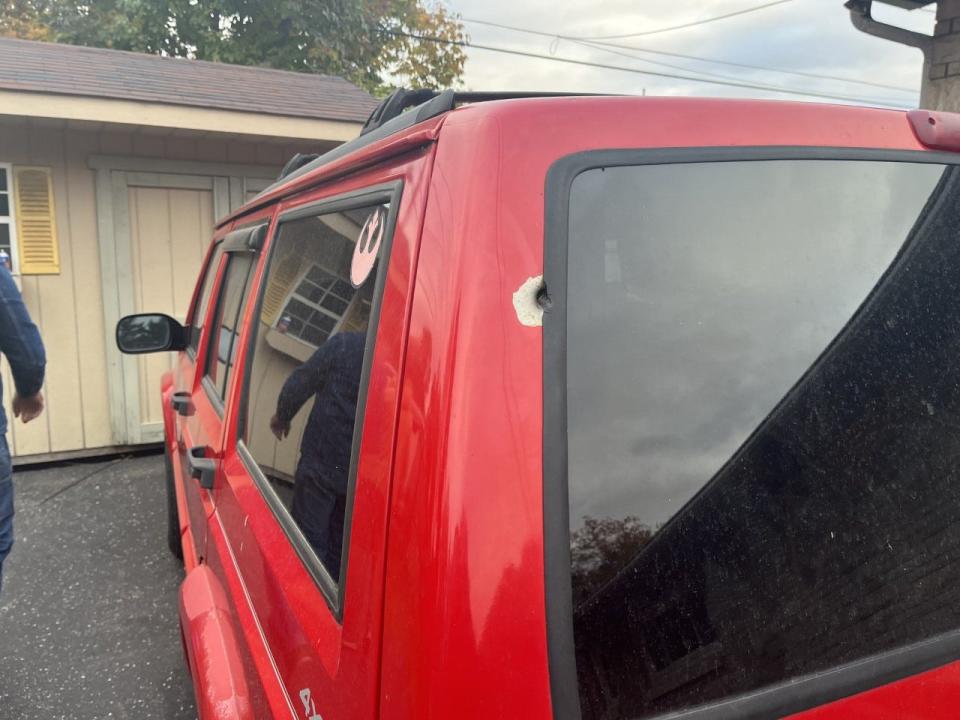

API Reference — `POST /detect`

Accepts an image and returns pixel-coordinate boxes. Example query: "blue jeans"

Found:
[0,437,13,597]
[290,462,346,579]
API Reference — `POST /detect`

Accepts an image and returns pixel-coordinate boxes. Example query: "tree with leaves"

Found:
[0,0,466,94]
[570,515,654,607]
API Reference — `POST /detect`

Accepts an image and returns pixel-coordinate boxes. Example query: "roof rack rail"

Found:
[266,88,609,197]
[360,88,439,135]
[277,152,320,180]
[360,88,602,135]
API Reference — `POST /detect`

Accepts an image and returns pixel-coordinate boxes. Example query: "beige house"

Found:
[0,36,377,462]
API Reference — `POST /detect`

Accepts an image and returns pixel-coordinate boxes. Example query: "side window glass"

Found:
[242,200,390,586]
[189,243,225,352]
[205,252,255,401]
[559,159,960,718]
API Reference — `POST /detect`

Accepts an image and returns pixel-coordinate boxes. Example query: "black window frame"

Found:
[543,146,960,720]
[187,240,226,360]
[235,180,403,621]
[201,230,262,416]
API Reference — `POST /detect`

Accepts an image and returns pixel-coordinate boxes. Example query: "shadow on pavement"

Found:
[0,453,196,719]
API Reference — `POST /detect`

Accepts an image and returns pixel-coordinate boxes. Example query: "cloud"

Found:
[562,159,945,530]
[447,0,931,107]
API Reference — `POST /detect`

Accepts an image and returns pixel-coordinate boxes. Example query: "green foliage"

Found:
[0,1,51,40]
[570,515,654,606]
[0,0,466,93]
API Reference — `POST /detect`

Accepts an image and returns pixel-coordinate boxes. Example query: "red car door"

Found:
[210,151,433,719]
[171,238,225,559]
[179,228,261,561]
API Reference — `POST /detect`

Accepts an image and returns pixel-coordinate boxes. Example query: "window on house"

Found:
[0,164,16,273]
[556,158,960,718]
[274,264,358,348]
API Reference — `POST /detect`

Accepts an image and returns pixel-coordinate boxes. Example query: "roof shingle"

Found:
[0,36,379,123]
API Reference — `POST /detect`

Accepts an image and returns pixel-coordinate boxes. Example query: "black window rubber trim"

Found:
[201,252,257,416]
[187,241,224,355]
[542,146,960,720]
[233,180,404,622]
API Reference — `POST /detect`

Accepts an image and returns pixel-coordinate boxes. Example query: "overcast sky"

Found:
[564,159,944,529]
[444,0,933,109]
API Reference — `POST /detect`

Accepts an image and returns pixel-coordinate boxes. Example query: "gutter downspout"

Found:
[845,0,933,60]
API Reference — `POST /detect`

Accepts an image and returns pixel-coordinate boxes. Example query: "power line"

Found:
[577,0,793,40]
[573,37,917,96]
[460,16,917,95]
[566,37,809,87]
[386,30,911,107]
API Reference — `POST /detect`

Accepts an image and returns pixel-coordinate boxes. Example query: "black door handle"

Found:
[171,391,192,417]
[187,445,217,490]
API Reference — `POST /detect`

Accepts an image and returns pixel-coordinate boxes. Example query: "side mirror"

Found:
[116,313,187,354]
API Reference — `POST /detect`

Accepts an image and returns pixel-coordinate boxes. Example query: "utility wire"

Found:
[577,0,793,40]
[387,30,912,107]
[460,16,917,95]
[565,37,813,87]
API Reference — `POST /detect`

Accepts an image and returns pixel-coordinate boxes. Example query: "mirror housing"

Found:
[116,313,188,354]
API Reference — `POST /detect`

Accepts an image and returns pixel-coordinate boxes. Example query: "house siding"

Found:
[0,121,321,460]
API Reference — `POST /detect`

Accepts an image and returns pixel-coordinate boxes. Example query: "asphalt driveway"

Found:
[0,453,196,720]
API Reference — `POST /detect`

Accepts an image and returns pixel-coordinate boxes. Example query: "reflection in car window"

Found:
[205,253,254,400]
[243,202,388,583]
[562,159,960,718]
[190,243,225,352]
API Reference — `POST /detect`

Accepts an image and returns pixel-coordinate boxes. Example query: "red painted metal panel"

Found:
[203,507,295,718]
[380,98,959,720]
[219,118,445,228]
[179,564,255,720]
[161,372,197,571]
[908,109,960,151]
[208,146,436,719]
[786,662,960,720]
[166,97,960,719]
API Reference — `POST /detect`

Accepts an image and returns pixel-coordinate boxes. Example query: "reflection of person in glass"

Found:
[269,328,366,579]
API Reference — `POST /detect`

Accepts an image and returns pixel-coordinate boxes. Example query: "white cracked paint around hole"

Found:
[513,275,545,327]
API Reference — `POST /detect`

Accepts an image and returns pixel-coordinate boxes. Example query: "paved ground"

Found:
[0,453,196,720]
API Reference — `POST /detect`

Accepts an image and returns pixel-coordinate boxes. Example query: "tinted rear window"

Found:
[561,159,960,717]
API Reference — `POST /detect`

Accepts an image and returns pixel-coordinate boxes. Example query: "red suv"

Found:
[117,90,960,720]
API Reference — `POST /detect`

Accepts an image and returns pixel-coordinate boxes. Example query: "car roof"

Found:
[219,93,939,229]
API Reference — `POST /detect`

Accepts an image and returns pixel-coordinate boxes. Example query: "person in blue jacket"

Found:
[0,266,46,597]
[269,330,365,579]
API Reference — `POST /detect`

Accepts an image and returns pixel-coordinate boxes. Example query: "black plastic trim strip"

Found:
[659,629,960,720]
[234,180,404,622]
[222,222,268,253]
[543,145,960,720]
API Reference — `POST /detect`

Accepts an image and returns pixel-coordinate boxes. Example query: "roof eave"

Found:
[0,88,364,142]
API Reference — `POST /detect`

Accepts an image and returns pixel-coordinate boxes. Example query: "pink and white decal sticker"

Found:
[351,206,386,287]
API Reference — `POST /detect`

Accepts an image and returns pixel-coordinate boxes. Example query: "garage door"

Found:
[100,169,274,445]
[129,178,215,434]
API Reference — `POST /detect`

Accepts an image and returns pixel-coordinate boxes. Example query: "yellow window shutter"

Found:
[260,247,301,325]
[13,167,60,275]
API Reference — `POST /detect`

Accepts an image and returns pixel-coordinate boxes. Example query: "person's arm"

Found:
[0,268,45,423]
[270,337,336,439]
